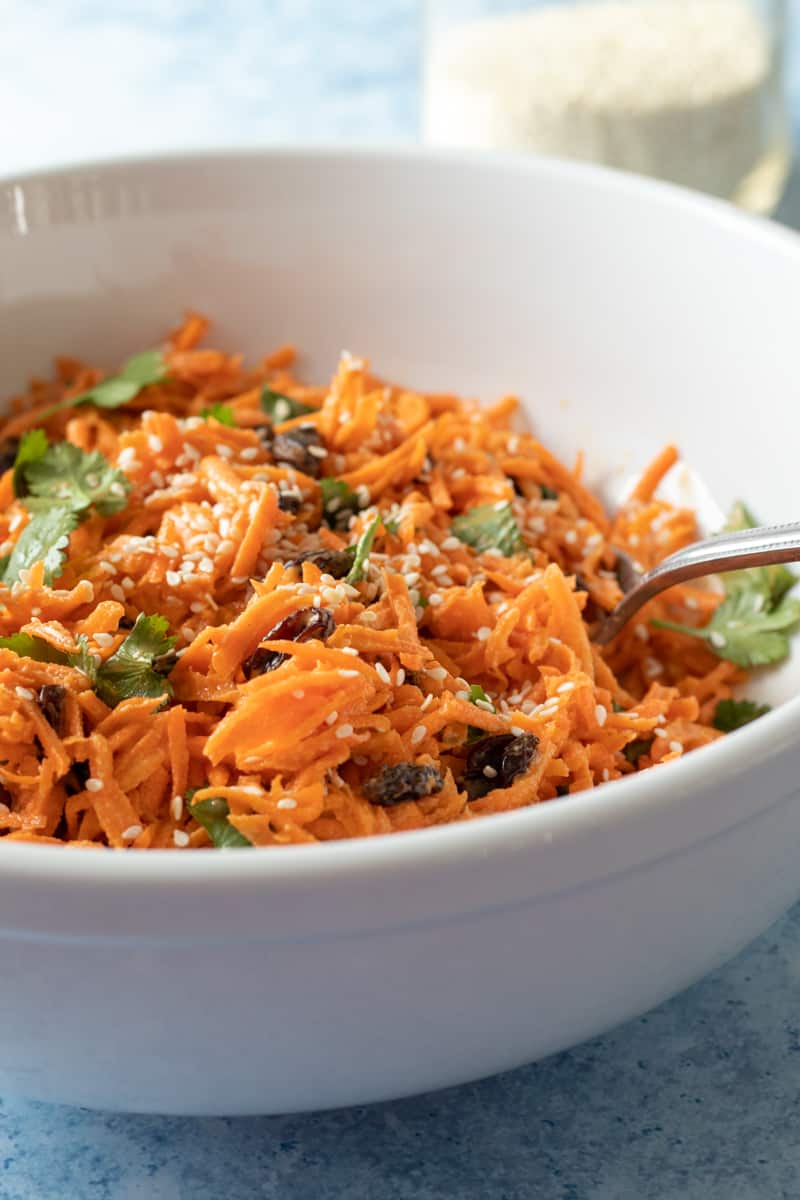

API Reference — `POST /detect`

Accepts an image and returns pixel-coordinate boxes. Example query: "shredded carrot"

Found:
[0,313,744,850]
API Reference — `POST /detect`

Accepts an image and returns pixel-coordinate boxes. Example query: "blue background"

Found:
[4,3,800,1197]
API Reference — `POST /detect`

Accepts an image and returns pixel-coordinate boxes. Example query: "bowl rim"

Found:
[2,144,800,887]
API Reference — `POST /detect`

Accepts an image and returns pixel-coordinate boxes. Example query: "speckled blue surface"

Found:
[5,3,800,1198]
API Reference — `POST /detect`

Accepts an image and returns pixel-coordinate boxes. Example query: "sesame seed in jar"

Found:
[595,704,608,727]
[476,626,491,642]
[85,778,104,792]
[410,724,427,745]
[14,686,34,701]
[277,797,298,810]
[171,794,184,821]
[173,830,190,847]
[121,825,143,841]
[336,724,354,739]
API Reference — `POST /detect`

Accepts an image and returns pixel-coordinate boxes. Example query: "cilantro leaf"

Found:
[188,796,252,848]
[0,633,68,663]
[12,429,48,498]
[2,505,79,586]
[71,349,169,410]
[713,697,771,733]
[451,502,526,557]
[92,614,176,707]
[320,477,363,530]
[654,590,800,669]
[722,500,795,604]
[201,403,236,427]
[260,387,314,423]
[23,442,131,516]
[345,515,382,585]
[466,683,495,742]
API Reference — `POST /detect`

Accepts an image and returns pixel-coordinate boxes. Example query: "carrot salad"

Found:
[0,312,782,849]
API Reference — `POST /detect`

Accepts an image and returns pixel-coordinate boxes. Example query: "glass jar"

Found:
[423,0,790,214]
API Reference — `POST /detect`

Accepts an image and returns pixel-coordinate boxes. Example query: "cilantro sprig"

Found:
[188,794,252,848]
[652,501,800,669]
[320,477,364,531]
[465,683,496,742]
[260,387,314,424]
[201,403,236,427]
[345,515,382,585]
[2,435,131,586]
[45,350,169,416]
[451,501,526,557]
[713,697,771,733]
[0,615,177,707]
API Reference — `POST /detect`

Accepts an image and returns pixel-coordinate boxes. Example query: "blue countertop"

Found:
[4,3,800,1198]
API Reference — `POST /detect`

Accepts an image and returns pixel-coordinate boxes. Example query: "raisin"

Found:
[285,548,354,580]
[363,763,444,807]
[37,684,66,735]
[273,425,326,478]
[278,491,302,514]
[242,606,335,679]
[0,438,19,475]
[463,732,538,801]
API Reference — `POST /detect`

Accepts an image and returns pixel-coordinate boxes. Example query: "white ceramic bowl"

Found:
[2,149,800,1116]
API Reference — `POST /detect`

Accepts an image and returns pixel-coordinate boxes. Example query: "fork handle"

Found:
[594,522,800,645]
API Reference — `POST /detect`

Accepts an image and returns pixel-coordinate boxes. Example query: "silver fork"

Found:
[594,523,800,645]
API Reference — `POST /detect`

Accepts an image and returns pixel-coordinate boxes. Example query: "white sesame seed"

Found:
[564,530,578,545]
[121,825,142,841]
[338,669,360,678]
[669,741,683,754]
[482,765,498,779]
[166,570,181,587]
[709,632,726,648]
[375,663,391,684]
[173,829,190,847]
[240,446,259,461]
[395,668,406,686]
[292,689,305,699]
[511,725,526,736]
[215,443,233,459]
[602,768,610,782]
[99,560,117,575]
[410,724,427,744]
[171,795,184,821]
[189,601,204,614]
[507,435,520,454]
[428,593,443,606]
[557,681,576,694]
[653,728,668,739]
[121,576,135,591]
[308,445,327,459]
[475,698,495,713]
[341,646,359,656]
[476,626,491,642]
[277,797,298,810]
[326,711,339,726]
[634,624,649,641]
[148,435,163,453]
[685,596,699,611]
[595,704,608,727]
[420,694,433,711]
[441,536,462,551]
[85,778,103,792]
[109,585,126,602]
[199,557,214,574]
[336,724,354,739]
[94,632,114,648]
[426,666,447,681]
[14,686,34,701]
